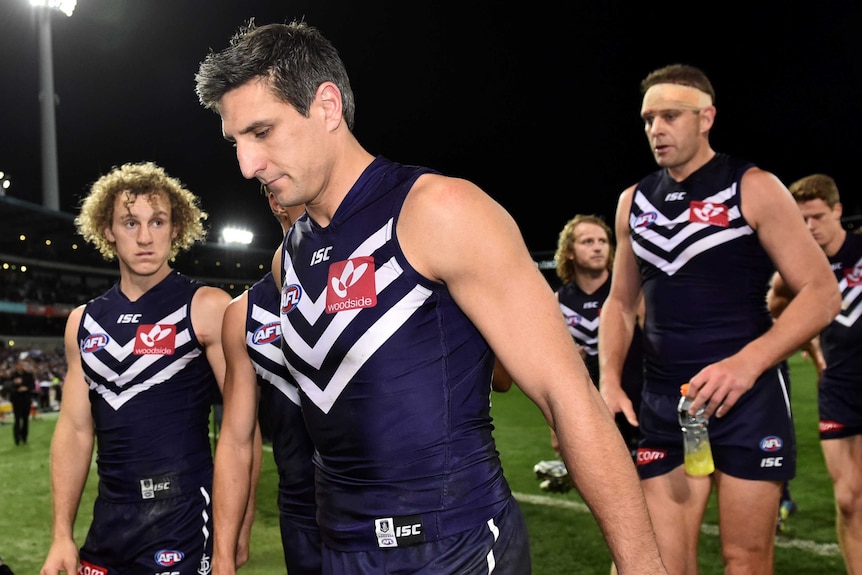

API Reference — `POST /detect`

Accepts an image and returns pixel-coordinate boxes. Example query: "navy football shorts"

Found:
[320,495,530,575]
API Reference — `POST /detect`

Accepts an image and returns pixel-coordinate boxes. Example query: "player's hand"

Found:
[686,355,759,419]
[39,538,80,575]
[600,382,639,428]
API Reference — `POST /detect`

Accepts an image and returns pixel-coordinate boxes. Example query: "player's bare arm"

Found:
[397,174,666,574]
[598,185,642,427]
[40,306,96,575]
[212,293,262,575]
[687,168,840,418]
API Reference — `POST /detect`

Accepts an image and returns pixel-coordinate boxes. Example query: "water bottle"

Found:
[678,383,715,476]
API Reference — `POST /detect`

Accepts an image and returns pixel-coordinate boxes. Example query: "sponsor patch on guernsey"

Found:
[134,324,176,355]
[374,514,425,548]
[140,473,178,500]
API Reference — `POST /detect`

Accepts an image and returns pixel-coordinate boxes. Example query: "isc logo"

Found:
[311,246,333,265]
[253,322,281,345]
[583,301,599,309]
[396,524,422,537]
[117,313,142,324]
[760,457,784,468]
[665,191,686,201]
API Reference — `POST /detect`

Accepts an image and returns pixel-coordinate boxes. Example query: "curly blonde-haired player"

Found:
[40,162,250,575]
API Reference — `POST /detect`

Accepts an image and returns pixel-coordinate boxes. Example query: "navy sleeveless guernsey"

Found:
[279,156,511,551]
[78,271,216,502]
[629,153,774,393]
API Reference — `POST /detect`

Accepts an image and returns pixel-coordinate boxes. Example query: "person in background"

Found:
[553,214,644,459]
[196,19,666,575]
[39,162,252,575]
[217,189,320,574]
[766,173,862,573]
[10,355,35,446]
[599,63,840,574]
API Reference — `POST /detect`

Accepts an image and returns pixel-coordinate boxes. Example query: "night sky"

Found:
[2,1,861,254]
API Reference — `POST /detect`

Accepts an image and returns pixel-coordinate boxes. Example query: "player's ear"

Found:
[699,105,716,133]
[317,82,343,131]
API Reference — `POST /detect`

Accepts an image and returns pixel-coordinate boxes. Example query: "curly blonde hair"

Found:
[75,161,208,261]
[554,214,614,285]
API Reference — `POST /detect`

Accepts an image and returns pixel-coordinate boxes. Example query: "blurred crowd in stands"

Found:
[0,266,113,307]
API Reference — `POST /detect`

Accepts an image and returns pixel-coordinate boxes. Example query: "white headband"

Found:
[641,83,713,115]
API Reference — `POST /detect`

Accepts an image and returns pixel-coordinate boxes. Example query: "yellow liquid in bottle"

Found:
[684,439,715,476]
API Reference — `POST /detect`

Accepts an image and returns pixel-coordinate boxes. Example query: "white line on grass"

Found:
[512,492,840,558]
[258,444,842,558]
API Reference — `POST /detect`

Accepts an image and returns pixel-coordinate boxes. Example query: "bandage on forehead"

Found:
[641,83,713,115]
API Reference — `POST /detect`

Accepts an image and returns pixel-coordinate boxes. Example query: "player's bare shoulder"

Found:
[191,285,233,346]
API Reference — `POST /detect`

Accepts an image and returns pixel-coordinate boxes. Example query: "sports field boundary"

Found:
[512,492,841,558]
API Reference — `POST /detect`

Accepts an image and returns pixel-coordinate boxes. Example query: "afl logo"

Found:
[281,284,302,315]
[253,322,281,345]
[81,333,109,353]
[634,212,658,228]
[154,549,184,567]
[759,436,783,452]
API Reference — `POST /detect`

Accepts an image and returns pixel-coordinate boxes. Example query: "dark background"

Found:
[1,1,861,254]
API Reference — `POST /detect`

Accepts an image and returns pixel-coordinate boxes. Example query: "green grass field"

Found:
[0,353,845,574]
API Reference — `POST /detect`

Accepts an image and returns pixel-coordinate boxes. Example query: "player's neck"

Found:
[305,141,375,229]
[667,146,716,183]
[574,268,609,295]
[117,264,173,302]
[823,227,848,258]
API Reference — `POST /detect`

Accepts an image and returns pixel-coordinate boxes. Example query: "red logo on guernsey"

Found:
[133,324,176,355]
[845,264,862,287]
[78,559,108,575]
[689,201,729,227]
[326,257,377,314]
[636,448,667,466]
[820,420,844,433]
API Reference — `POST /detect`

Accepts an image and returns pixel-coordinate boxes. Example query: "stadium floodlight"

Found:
[29,0,76,17]
[0,171,10,194]
[221,227,254,245]
[29,0,76,212]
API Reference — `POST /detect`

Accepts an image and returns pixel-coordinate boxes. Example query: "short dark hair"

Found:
[788,174,841,208]
[640,64,716,104]
[195,19,356,130]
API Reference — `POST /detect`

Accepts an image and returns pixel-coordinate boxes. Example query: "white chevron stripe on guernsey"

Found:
[88,349,202,410]
[289,219,394,322]
[251,302,279,326]
[283,257,402,370]
[287,284,434,414]
[834,257,862,327]
[84,327,193,388]
[630,203,744,250]
[834,285,862,327]
[249,304,286,367]
[81,303,198,408]
[262,373,301,406]
[82,308,193,388]
[632,226,755,276]
[634,183,737,218]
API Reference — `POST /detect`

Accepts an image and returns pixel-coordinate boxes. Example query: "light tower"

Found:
[30,0,76,212]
